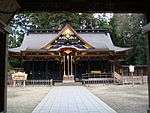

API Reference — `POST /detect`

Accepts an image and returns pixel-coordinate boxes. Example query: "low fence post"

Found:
[131,72,134,86]
[23,80,25,87]
[13,80,16,87]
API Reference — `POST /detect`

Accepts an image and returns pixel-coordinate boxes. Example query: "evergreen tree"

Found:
[109,14,146,65]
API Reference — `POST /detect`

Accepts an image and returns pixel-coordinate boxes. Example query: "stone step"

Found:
[54,82,82,86]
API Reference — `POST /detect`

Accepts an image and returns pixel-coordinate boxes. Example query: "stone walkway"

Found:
[32,86,117,113]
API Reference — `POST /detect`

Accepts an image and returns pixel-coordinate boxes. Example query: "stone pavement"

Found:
[32,86,117,113]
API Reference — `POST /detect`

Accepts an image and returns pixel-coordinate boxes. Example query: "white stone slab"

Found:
[32,86,117,113]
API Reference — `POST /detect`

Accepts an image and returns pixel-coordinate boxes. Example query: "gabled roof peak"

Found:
[41,23,94,50]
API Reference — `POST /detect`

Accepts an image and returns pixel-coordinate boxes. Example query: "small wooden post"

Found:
[13,80,16,87]
[23,81,26,87]
[129,65,135,86]
[131,72,134,86]
[141,69,144,84]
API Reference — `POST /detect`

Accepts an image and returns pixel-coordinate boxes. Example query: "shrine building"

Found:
[9,24,130,82]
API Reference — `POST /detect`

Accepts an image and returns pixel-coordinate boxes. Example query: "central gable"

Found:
[42,24,93,50]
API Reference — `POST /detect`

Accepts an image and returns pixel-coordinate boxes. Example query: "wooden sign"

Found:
[91,71,101,74]
[12,72,27,81]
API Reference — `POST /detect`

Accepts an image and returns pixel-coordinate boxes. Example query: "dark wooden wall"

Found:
[23,61,63,81]
[75,59,112,79]
[23,59,112,81]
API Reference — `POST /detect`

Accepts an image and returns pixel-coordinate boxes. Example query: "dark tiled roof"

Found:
[9,32,130,53]
[9,25,131,53]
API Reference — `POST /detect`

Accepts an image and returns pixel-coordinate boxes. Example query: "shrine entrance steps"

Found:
[54,75,82,86]
[54,81,82,86]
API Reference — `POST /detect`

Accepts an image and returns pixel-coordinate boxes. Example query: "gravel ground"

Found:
[7,84,148,113]
[7,86,51,113]
[87,84,148,113]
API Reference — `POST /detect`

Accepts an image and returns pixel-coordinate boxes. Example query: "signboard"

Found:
[129,65,135,73]
[91,71,101,74]
[12,72,27,81]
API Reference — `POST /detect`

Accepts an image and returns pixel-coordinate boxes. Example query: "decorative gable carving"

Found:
[42,24,93,50]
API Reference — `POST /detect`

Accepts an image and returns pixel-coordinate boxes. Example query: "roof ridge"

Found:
[28,29,109,34]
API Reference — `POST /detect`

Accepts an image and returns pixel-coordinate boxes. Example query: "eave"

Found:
[17,0,150,13]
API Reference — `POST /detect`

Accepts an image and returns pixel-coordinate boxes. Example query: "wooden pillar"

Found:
[74,62,76,78]
[63,56,66,76]
[45,61,48,79]
[141,69,144,84]
[110,61,113,73]
[32,61,35,79]
[88,58,90,72]
[71,56,73,76]
[59,61,62,80]
[0,30,7,112]
[112,61,116,84]
[67,55,70,76]
[146,13,150,113]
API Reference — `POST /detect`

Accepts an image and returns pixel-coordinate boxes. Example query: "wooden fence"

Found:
[82,73,114,85]
[123,76,147,84]
[81,72,148,85]
[8,79,52,87]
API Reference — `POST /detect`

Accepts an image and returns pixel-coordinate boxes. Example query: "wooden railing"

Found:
[8,79,52,87]
[81,72,147,85]
[123,76,147,84]
[82,73,114,85]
